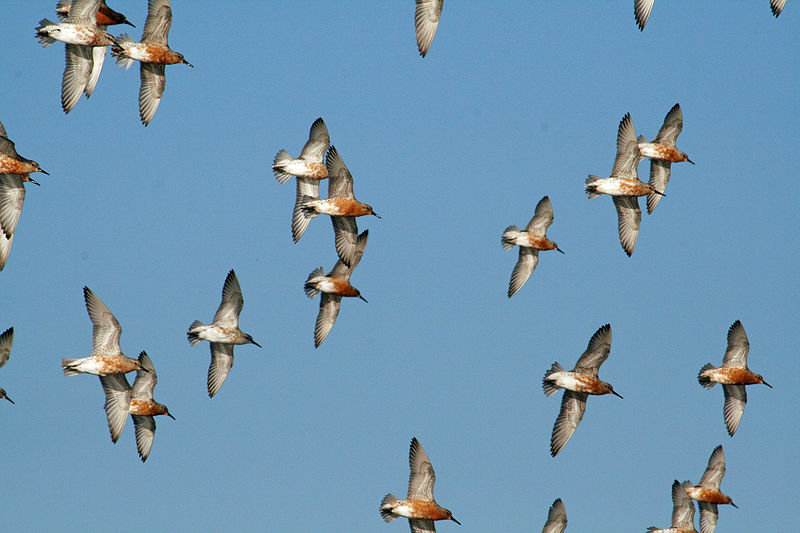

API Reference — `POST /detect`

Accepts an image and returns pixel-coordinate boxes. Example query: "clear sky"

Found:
[1,1,797,531]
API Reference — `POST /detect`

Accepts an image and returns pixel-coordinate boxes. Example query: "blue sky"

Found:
[1,1,797,531]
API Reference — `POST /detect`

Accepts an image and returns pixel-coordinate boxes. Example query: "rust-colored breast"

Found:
[617,179,652,196]
[0,157,36,174]
[714,367,761,385]
[142,44,184,65]
[330,279,359,297]
[331,198,372,217]
[405,500,451,520]
[97,6,126,26]
[651,144,685,162]
[573,374,605,394]
[687,487,731,504]
[130,399,167,416]
[97,354,139,375]
[304,161,328,179]
[527,234,558,251]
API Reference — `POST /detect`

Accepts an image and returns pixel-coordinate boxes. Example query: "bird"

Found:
[0,327,15,404]
[542,324,622,457]
[541,498,567,533]
[54,0,135,105]
[0,121,43,271]
[684,445,738,533]
[36,0,118,113]
[304,230,368,348]
[0,121,49,177]
[380,437,461,531]
[501,195,563,298]
[646,480,698,533]
[111,0,193,126]
[698,320,771,436]
[585,113,663,256]
[272,118,331,242]
[638,103,693,214]
[415,0,443,57]
[99,351,174,462]
[294,146,380,261]
[187,269,261,397]
[62,287,146,376]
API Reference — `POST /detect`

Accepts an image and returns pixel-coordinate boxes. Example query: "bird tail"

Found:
[697,363,716,389]
[187,320,205,346]
[501,225,519,250]
[585,175,602,198]
[272,150,294,184]
[61,358,80,376]
[292,195,319,242]
[304,268,325,298]
[542,362,565,396]
[111,34,135,69]
[379,494,399,523]
[35,19,57,46]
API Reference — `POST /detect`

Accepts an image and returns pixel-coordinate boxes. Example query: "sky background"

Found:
[0,1,797,531]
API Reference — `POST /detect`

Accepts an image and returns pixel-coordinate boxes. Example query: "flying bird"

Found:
[304,230,369,348]
[380,437,461,531]
[698,320,771,436]
[187,269,261,397]
[585,113,663,256]
[543,324,622,457]
[0,327,15,404]
[684,445,738,533]
[415,0,444,57]
[501,195,563,298]
[638,103,693,214]
[541,498,567,533]
[111,0,193,125]
[99,351,174,462]
[646,480,698,533]
[62,287,146,377]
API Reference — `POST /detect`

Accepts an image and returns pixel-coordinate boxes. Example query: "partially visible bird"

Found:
[0,327,15,404]
[99,351,174,462]
[187,269,261,397]
[501,195,563,298]
[684,445,738,533]
[541,498,568,533]
[543,324,622,457]
[380,437,461,531]
[646,480,698,533]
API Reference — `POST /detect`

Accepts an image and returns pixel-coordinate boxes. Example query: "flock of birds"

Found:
[0,1,786,531]
[35,0,191,124]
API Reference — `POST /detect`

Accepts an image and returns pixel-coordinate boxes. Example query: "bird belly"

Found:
[701,367,760,385]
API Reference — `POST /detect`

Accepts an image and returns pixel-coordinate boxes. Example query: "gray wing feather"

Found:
[672,480,696,528]
[573,324,612,375]
[141,0,173,45]
[65,0,102,24]
[613,195,641,257]
[131,351,157,399]
[325,146,355,199]
[410,519,436,533]
[139,62,166,126]
[508,247,538,298]
[213,269,244,326]
[415,0,443,57]
[0,327,12,368]
[634,0,655,30]
[84,43,107,98]
[407,438,436,501]
[99,373,131,442]
[542,498,568,533]
[207,342,234,397]
[698,502,718,533]
[525,195,554,234]
[551,390,588,456]
[84,287,123,354]
[62,44,93,113]
[314,294,341,348]
[653,104,683,145]
[698,445,725,489]
[0,175,25,238]
[299,118,330,162]
[132,414,156,462]
[332,216,359,269]
[611,113,642,179]
[722,384,746,436]
[646,160,670,214]
[721,320,749,368]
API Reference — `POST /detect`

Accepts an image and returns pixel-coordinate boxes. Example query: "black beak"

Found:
[762,380,773,388]
[556,246,565,254]
[451,517,461,525]
[612,391,623,399]
[687,158,695,164]
[5,396,14,404]
[29,177,40,186]
[39,169,50,175]
[654,190,666,197]
[124,20,135,27]
[372,212,381,219]
[251,340,262,348]
[730,501,739,509]
[359,295,368,303]
[166,412,175,420]
[184,60,194,68]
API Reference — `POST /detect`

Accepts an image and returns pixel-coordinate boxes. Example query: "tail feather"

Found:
[304,267,325,298]
[542,362,565,396]
[111,35,135,69]
[62,358,80,376]
[272,150,294,184]
[379,494,399,523]
[187,320,205,346]
[501,225,519,250]
[698,363,716,389]
[36,19,57,46]
[585,175,602,199]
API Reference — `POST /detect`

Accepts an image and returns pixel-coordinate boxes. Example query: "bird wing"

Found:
[132,414,156,462]
[525,195,555,234]
[325,146,355,199]
[722,384,747,436]
[508,247,538,298]
[407,437,436,501]
[652,103,683,146]
[0,327,12,368]
[138,62,166,126]
[99,373,131,442]
[721,320,749,368]
[141,0,173,45]
[207,342,234,398]
[612,195,641,257]
[698,445,726,489]
[84,286,123,354]
[299,118,330,163]
[550,390,588,456]
[131,351,158,399]
[414,0,443,57]
[542,497,568,533]
[573,324,612,376]
[314,294,342,348]
[0,174,25,238]
[213,269,244,327]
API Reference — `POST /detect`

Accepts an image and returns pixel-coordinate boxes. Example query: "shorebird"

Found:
[698,320,771,436]
[99,351,174,462]
[0,121,43,271]
[54,0,135,105]
[187,269,261,397]
[543,324,622,457]
[62,287,145,376]
[647,480,698,533]
[638,103,693,214]
[415,0,443,57]
[111,0,193,125]
[304,230,368,348]
[272,118,331,242]
[36,0,118,113]
[0,327,15,404]
[294,146,379,260]
[501,195,563,298]
[541,498,567,533]
[380,437,461,531]
[684,445,738,533]
[586,113,663,256]
[0,121,48,177]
